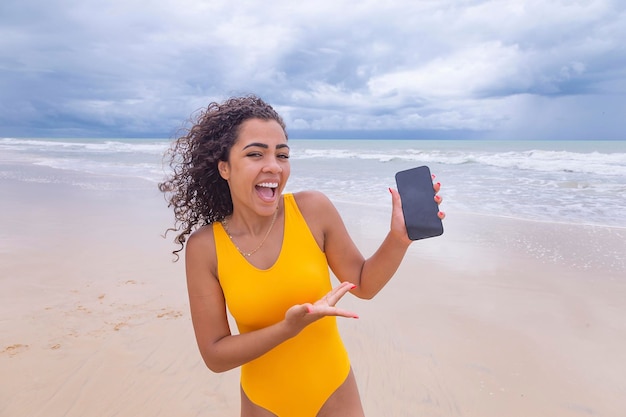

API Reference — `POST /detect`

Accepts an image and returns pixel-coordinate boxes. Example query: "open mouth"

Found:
[256,182,278,201]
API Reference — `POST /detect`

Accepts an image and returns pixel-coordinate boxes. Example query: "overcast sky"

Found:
[1,0,625,140]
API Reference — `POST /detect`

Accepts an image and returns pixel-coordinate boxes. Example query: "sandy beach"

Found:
[2,171,625,417]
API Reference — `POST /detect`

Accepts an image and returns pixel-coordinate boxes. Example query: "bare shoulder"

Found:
[185,224,218,281]
[293,190,335,214]
[186,223,216,251]
[292,190,343,234]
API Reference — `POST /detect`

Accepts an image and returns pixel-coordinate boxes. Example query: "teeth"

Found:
[257,182,278,188]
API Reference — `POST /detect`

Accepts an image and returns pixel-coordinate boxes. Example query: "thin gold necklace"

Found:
[222,209,278,257]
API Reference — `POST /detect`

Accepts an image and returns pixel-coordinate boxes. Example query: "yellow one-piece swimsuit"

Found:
[214,193,351,417]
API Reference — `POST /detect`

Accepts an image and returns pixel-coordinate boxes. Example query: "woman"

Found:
[159,95,444,417]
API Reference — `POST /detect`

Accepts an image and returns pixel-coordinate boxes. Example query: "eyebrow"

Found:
[242,142,290,150]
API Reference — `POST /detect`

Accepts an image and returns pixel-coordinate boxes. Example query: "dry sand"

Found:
[1,176,625,417]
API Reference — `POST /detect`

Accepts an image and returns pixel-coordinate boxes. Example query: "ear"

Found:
[218,160,230,181]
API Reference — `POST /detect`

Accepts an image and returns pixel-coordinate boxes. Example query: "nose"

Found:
[263,155,282,173]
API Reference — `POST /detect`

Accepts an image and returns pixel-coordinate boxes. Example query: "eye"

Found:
[246,151,263,158]
[278,152,290,159]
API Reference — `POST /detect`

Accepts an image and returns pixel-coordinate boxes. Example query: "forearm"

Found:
[355,231,411,299]
[200,320,296,373]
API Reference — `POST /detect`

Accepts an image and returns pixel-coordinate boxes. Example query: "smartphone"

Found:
[395,166,444,240]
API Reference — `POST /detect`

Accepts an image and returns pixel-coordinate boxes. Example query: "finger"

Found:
[438,211,446,220]
[323,282,356,306]
[286,303,312,319]
[309,305,359,319]
[328,306,359,319]
[389,187,403,209]
[434,194,443,205]
[433,181,441,193]
[389,188,406,225]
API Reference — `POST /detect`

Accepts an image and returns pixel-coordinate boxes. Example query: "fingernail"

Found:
[436,182,441,187]
[435,195,441,202]
[306,305,312,313]
[438,211,444,217]
[350,284,357,290]
[388,187,392,194]
[431,174,436,179]
[353,315,359,319]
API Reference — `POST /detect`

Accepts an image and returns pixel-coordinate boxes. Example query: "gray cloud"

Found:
[1,0,624,139]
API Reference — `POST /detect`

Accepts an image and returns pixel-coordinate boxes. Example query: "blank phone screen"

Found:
[395,166,444,240]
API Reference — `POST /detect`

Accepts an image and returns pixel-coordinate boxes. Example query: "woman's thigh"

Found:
[317,368,365,417]
[240,386,277,417]
[240,368,365,417]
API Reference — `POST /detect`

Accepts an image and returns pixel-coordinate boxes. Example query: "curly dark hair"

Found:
[158,95,287,260]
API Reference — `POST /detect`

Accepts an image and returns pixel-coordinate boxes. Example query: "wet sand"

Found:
[1,175,625,417]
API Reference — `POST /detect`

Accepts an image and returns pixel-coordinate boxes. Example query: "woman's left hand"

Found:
[283,281,359,337]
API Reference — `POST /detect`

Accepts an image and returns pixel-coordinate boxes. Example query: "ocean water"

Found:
[1,137,625,228]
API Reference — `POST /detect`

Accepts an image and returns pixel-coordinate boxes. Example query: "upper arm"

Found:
[185,226,232,365]
[295,191,365,285]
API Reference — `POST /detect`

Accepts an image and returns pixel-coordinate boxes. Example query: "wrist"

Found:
[389,229,412,248]
[279,316,304,340]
